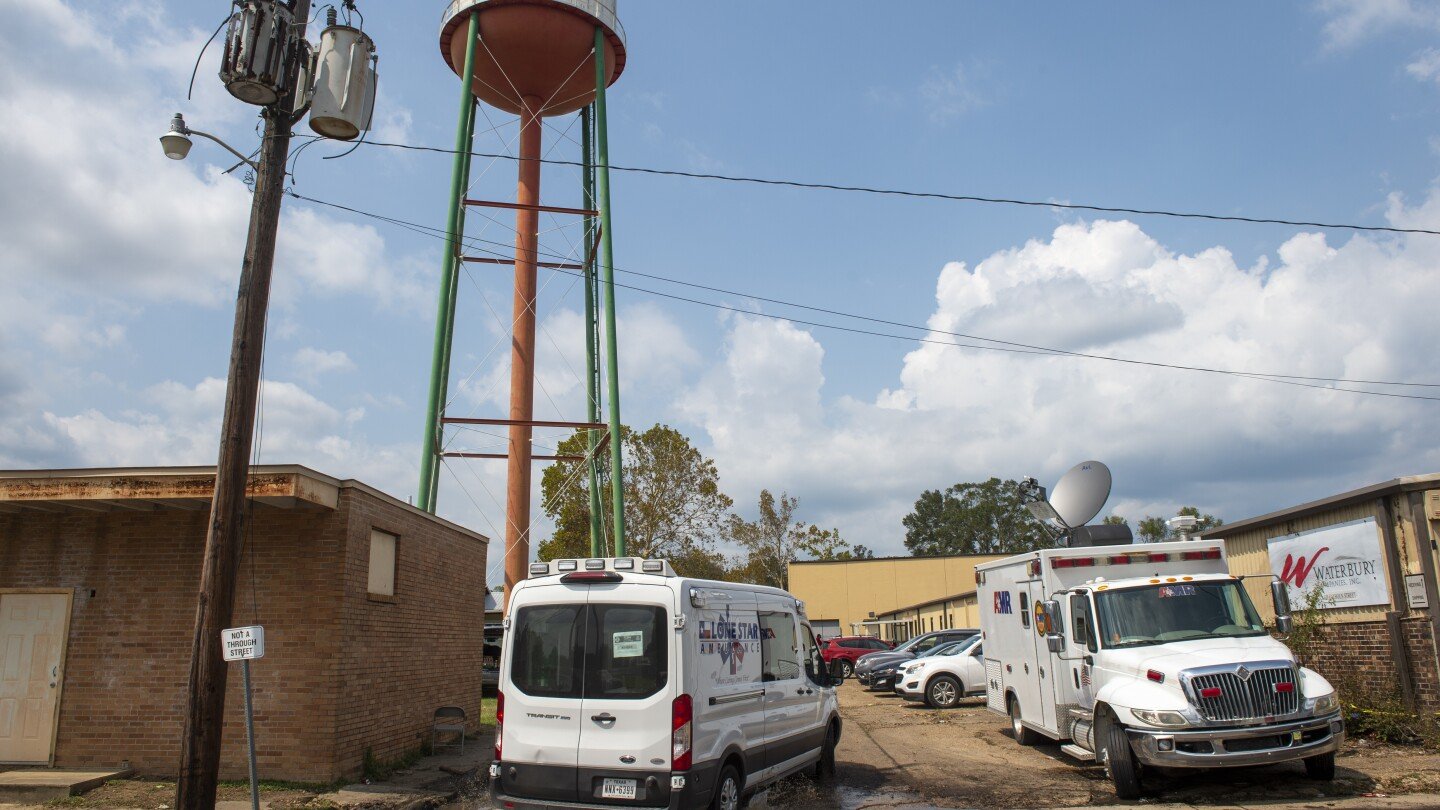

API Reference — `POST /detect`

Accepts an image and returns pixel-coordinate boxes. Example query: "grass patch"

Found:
[362,744,427,782]
[480,696,498,727]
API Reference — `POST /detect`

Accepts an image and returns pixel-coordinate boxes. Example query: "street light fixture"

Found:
[159,113,258,171]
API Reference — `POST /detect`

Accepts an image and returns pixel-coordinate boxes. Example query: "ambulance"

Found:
[977,539,1343,799]
[489,557,844,810]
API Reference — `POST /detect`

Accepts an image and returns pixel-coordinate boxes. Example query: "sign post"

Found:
[222,626,265,810]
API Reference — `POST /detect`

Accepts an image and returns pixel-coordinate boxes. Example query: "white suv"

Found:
[895,637,986,709]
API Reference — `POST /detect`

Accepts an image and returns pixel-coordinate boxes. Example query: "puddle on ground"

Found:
[750,780,960,810]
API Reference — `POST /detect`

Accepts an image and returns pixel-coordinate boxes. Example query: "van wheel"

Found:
[814,724,837,780]
[1100,718,1142,800]
[1304,752,1336,781]
[925,675,961,709]
[1008,696,1040,745]
[712,763,743,810]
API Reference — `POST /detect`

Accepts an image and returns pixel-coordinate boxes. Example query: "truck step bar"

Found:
[1060,743,1096,762]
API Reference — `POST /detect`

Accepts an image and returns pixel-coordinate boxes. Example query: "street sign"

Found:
[222,626,265,661]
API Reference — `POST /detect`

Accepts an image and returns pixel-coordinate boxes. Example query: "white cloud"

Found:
[678,199,1440,554]
[292,347,356,382]
[1316,0,1440,48]
[919,62,989,123]
[1407,47,1440,82]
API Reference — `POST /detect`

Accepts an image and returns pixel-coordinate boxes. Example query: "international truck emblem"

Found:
[1236,665,1252,681]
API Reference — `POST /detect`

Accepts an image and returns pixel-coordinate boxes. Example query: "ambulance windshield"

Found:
[1093,580,1266,649]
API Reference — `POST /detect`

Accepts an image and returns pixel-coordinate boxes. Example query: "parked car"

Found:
[490,557,845,809]
[855,629,978,689]
[895,636,987,708]
[821,635,893,677]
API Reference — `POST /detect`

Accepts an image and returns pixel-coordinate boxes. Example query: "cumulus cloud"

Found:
[1316,0,1440,48]
[678,202,1440,554]
[292,347,356,382]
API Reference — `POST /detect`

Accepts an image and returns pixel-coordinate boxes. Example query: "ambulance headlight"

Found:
[1131,709,1189,728]
[1307,692,1339,715]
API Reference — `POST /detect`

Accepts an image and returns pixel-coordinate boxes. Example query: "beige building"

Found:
[788,554,1003,640]
[1204,474,1440,711]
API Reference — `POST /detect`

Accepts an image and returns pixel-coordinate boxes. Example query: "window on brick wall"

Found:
[369,529,398,598]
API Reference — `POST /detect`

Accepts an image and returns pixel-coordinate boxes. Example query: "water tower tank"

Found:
[438,0,626,116]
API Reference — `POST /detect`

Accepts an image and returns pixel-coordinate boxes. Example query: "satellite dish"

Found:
[1048,460,1112,529]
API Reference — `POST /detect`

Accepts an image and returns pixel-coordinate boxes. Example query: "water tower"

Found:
[418,0,630,606]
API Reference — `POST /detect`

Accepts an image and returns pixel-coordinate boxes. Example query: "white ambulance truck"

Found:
[977,540,1343,799]
[490,558,844,810]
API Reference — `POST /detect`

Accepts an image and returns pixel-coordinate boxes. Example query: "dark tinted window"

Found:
[587,604,667,699]
[760,612,800,681]
[511,604,585,698]
[862,639,887,650]
[512,603,668,700]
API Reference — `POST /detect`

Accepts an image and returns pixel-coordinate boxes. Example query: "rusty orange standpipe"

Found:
[503,95,544,607]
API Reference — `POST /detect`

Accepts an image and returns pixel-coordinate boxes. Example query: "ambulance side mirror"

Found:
[1041,599,1065,653]
[1271,580,1293,635]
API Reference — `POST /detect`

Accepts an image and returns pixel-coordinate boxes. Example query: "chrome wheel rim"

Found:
[1011,709,1022,735]
[718,777,739,810]
[931,680,957,706]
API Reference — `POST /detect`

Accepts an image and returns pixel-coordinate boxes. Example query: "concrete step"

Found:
[0,768,133,802]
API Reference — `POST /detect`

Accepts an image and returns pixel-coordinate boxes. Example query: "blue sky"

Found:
[6,0,1440,583]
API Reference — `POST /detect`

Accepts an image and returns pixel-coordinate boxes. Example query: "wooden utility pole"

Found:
[176,2,310,807]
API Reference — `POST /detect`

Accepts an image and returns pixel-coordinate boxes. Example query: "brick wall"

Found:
[0,487,487,783]
[0,505,344,781]
[1299,615,1440,712]
[332,488,487,777]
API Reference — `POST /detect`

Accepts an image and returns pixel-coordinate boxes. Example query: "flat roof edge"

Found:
[1199,472,1440,539]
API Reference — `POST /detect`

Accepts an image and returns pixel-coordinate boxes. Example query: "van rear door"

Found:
[575,584,676,803]
[505,588,589,803]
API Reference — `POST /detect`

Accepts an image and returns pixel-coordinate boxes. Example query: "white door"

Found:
[504,588,589,803]
[1024,583,1058,731]
[757,598,813,773]
[0,593,70,764]
[575,586,677,785]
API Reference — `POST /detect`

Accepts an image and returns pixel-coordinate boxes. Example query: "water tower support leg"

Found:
[593,27,627,555]
[418,10,480,512]
[503,95,544,601]
[582,105,604,558]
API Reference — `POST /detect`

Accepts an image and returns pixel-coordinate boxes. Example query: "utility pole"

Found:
[176,2,310,807]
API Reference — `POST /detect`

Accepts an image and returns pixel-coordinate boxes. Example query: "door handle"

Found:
[591,713,616,723]
[796,688,813,695]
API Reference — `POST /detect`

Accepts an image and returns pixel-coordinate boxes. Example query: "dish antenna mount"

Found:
[1024,460,1128,547]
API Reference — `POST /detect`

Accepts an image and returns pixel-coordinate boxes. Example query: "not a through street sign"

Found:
[222,625,265,662]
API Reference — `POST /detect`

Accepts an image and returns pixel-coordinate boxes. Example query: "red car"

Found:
[821,635,894,676]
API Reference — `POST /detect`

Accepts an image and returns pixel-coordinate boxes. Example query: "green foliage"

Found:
[902,478,1054,556]
[537,424,732,578]
[726,491,865,588]
[1282,580,1330,667]
[1102,515,1128,526]
[1136,506,1223,543]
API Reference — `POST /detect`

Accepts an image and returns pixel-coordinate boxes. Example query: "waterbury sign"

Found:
[1268,517,1388,609]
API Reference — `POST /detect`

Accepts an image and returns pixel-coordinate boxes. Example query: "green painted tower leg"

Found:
[594,27,626,555]
[418,11,480,512]
[582,106,604,557]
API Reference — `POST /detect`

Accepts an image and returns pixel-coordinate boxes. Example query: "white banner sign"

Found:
[222,625,265,661]
[1268,518,1388,609]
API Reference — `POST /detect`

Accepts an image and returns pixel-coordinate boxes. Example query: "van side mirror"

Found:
[1271,580,1293,634]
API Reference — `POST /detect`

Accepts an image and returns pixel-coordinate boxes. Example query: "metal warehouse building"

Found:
[1204,473,1440,711]
[0,466,487,780]
[788,554,1002,641]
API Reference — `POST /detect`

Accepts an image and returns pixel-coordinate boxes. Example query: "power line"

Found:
[286,191,1440,402]
[355,139,1440,239]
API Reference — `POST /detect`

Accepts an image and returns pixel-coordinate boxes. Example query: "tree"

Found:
[536,424,733,577]
[726,491,865,588]
[1102,515,1129,526]
[1136,506,1223,543]
[902,478,1054,556]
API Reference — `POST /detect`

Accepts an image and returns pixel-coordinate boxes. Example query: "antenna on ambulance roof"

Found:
[1048,460,1112,529]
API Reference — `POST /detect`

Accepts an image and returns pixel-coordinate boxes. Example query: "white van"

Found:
[489,557,844,810]
[977,540,1342,799]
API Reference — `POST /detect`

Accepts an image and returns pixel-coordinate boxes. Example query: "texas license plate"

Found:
[601,778,637,799]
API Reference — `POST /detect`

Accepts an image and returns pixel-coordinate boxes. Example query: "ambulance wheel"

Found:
[712,763,744,810]
[1304,752,1336,781]
[1101,719,1142,800]
[814,724,837,780]
[925,675,962,709]
[1008,696,1040,745]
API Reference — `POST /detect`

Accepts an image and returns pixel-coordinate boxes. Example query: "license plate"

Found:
[602,778,637,799]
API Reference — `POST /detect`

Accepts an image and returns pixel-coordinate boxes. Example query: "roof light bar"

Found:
[1052,557,1096,569]
[641,560,664,573]
[1147,553,1171,563]
[1180,549,1222,561]
[1108,554,1133,565]
[528,563,549,577]
[612,558,635,570]
[586,558,605,570]
[557,560,578,572]
[561,571,622,584]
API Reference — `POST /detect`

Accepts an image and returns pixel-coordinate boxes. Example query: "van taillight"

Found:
[672,694,693,772]
[495,692,504,761]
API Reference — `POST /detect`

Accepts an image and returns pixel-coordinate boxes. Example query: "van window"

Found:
[511,604,585,698]
[587,604,668,699]
[759,612,800,682]
[1020,597,1031,630]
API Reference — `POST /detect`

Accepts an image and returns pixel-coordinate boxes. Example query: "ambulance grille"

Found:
[1185,665,1299,723]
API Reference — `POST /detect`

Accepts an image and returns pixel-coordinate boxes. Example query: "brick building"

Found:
[0,466,488,781]
[1203,474,1440,712]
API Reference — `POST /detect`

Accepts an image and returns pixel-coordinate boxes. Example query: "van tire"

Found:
[1304,752,1336,781]
[1100,718,1142,800]
[925,675,962,709]
[712,763,744,810]
[1008,696,1040,745]
[814,723,838,780]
